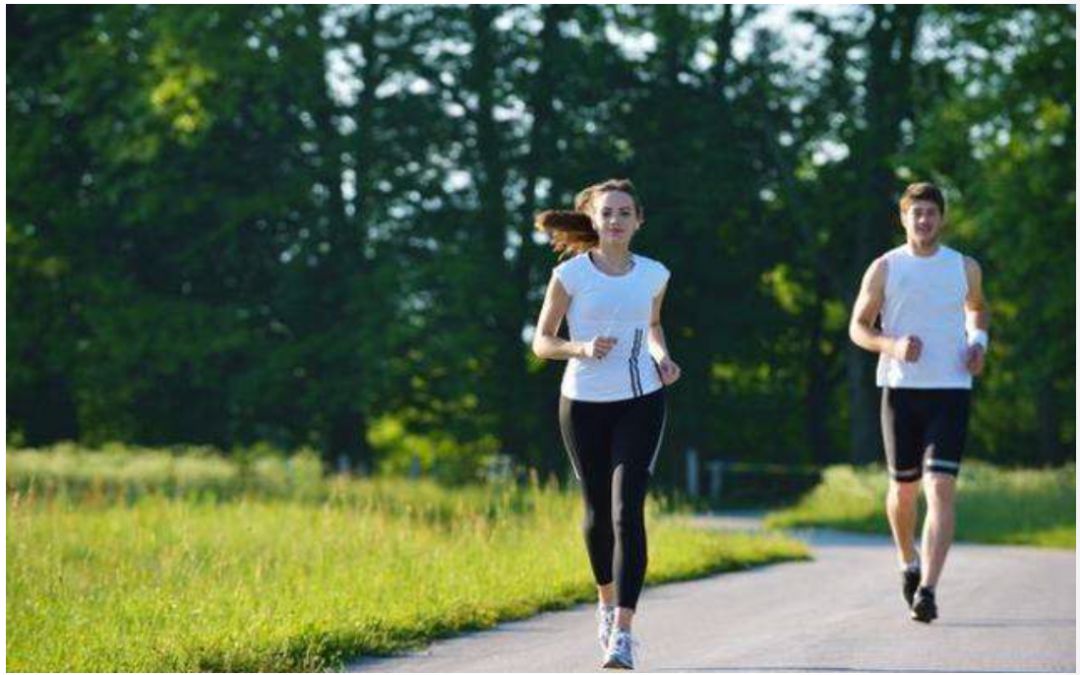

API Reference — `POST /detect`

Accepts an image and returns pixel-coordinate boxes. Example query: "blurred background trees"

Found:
[7,5,1075,482]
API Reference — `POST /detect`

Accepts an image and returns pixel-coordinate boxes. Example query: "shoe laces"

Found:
[597,606,615,644]
[610,629,645,665]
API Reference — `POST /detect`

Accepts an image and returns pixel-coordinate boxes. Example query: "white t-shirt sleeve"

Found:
[653,262,671,297]
[552,257,581,296]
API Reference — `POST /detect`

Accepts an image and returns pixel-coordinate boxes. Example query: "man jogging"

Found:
[848,182,990,623]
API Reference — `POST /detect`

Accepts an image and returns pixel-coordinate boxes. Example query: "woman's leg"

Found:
[559,396,616,593]
[609,388,667,629]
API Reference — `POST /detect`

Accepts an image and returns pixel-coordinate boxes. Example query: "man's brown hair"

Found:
[899,182,946,215]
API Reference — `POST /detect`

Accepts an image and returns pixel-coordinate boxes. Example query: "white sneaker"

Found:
[596,605,616,651]
[602,629,639,670]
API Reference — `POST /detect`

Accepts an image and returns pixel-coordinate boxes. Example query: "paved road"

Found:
[345,516,1076,672]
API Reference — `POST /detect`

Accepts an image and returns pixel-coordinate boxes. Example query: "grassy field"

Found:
[7,446,809,672]
[765,462,1075,548]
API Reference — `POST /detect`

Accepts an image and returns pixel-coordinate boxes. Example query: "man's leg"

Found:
[882,388,924,565]
[881,387,926,609]
[887,478,921,566]
[909,471,955,622]
[920,472,956,589]
[920,389,969,592]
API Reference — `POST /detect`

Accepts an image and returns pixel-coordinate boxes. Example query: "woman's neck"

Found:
[593,242,632,262]
[590,243,634,274]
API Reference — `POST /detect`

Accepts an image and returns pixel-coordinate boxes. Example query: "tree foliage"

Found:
[7,5,1074,477]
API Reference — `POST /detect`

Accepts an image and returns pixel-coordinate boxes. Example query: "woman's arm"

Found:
[532,275,610,360]
[647,284,670,363]
[647,283,680,384]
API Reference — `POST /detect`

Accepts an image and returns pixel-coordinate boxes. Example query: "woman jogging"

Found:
[532,178,681,670]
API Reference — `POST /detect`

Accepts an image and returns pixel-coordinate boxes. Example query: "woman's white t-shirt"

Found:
[552,252,671,402]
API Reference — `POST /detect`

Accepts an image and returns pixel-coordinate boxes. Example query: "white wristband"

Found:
[967,329,989,350]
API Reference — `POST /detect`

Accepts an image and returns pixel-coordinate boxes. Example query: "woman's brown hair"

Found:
[534,178,643,257]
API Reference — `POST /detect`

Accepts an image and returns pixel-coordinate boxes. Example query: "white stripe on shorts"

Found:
[925,458,961,470]
[891,466,921,478]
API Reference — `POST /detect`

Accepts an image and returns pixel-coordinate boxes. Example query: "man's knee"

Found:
[923,473,957,506]
[889,479,920,505]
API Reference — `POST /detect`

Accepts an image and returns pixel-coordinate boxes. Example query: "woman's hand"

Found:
[657,356,681,385]
[583,336,618,359]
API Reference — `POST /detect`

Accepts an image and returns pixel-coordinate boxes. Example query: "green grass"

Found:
[765,462,1076,548]
[6,442,327,503]
[6,446,809,672]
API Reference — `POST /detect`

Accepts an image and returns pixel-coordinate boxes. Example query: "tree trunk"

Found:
[327,409,371,473]
[805,274,832,464]
[520,5,570,474]
[848,5,922,464]
[467,6,531,463]
[1036,382,1063,465]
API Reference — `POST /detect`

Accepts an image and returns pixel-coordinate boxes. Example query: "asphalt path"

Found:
[345,515,1076,672]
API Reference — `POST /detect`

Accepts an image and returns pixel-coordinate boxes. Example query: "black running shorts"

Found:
[880,388,971,482]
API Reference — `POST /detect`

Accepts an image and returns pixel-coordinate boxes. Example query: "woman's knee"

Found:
[612,493,647,535]
[583,503,612,537]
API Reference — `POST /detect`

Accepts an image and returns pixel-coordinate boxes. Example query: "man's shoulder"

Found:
[942,245,980,271]
[962,254,982,278]
[880,244,908,261]
[870,245,908,277]
[864,255,888,290]
[869,248,900,274]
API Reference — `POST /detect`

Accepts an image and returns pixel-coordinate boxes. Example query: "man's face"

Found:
[901,200,944,247]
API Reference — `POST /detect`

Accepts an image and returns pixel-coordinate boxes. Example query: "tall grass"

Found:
[6,442,325,504]
[765,462,1075,548]
[6,445,809,672]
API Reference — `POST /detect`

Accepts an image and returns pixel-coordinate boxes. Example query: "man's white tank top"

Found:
[876,244,972,390]
[553,252,671,402]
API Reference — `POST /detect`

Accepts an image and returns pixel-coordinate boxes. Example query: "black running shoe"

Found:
[902,568,921,608]
[910,587,938,623]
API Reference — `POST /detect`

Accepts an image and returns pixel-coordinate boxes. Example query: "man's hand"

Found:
[890,335,923,362]
[964,344,985,375]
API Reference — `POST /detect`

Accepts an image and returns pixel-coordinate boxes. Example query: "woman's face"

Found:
[590,190,642,244]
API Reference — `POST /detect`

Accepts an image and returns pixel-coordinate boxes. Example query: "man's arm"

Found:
[963,256,989,375]
[849,257,919,361]
[964,256,989,332]
[849,257,891,354]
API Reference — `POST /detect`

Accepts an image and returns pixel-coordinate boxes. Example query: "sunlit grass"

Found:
[6,446,809,672]
[765,462,1075,548]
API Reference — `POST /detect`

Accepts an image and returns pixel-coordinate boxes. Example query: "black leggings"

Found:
[558,387,667,610]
